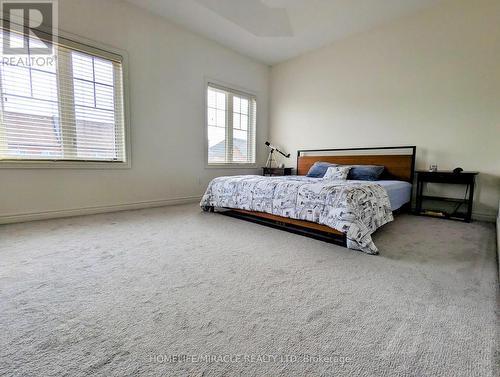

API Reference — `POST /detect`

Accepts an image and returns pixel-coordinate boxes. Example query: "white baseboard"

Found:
[1,198,496,225]
[0,196,202,225]
[497,219,500,251]
[497,204,500,282]
[472,212,497,223]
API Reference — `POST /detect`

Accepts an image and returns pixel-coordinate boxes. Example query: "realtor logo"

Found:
[1,0,57,55]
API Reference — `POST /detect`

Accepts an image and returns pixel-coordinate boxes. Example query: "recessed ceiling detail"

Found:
[125,0,442,65]
[194,0,293,37]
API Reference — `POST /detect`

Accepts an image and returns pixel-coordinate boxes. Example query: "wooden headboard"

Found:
[297,146,416,182]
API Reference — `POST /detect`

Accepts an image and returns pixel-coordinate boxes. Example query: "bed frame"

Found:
[213,146,416,246]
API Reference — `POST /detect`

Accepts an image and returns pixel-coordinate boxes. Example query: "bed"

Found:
[201,146,416,254]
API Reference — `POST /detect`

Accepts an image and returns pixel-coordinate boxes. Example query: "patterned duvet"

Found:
[200,175,394,254]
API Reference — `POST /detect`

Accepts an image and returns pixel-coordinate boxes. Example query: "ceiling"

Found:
[125,0,442,65]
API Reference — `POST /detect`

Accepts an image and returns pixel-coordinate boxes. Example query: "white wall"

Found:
[0,0,270,222]
[270,0,500,220]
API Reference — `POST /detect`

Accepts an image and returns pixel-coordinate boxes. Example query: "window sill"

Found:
[0,160,131,169]
[205,163,258,169]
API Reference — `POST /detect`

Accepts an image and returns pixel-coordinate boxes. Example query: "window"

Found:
[0,29,127,164]
[206,83,256,165]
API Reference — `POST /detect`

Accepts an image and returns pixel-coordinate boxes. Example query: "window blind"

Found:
[207,83,256,165]
[0,29,126,162]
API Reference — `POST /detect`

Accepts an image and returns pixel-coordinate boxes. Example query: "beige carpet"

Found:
[0,204,498,376]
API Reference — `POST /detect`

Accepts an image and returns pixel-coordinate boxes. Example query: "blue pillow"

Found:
[348,165,384,181]
[306,162,338,178]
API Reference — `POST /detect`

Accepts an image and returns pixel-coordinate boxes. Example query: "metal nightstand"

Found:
[262,167,293,176]
[415,170,478,222]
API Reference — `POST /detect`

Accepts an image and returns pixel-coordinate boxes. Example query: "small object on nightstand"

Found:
[415,170,478,222]
[262,167,292,176]
[422,210,446,217]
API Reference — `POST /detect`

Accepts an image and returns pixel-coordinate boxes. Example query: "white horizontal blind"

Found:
[207,83,256,165]
[0,29,126,162]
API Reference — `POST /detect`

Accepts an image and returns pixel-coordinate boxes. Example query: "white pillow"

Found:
[322,166,351,180]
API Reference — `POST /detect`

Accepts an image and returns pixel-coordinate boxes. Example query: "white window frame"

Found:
[204,78,257,169]
[0,29,132,169]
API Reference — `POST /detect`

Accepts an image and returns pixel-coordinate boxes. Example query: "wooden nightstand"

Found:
[415,170,478,222]
[262,167,292,176]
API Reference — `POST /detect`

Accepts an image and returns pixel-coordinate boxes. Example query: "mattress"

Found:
[375,180,412,211]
